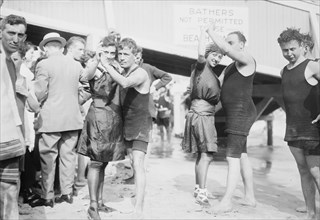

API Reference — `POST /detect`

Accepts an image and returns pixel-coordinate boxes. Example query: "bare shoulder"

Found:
[236,53,256,77]
[307,59,320,72]
[306,60,320,81]
[133,67,149,78]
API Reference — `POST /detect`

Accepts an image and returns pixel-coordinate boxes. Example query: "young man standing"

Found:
[66,36,90,196]
[278,28,320,220]
[0,14,27,219]
[101,38,151,218]
[206,26,257,213]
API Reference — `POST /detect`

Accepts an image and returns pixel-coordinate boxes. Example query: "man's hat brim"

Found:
[39,37,66,51]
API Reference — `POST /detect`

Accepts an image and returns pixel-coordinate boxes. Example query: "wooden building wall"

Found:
[2,0,319,70]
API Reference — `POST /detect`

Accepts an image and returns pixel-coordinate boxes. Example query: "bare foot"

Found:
[131,211,144,219]
[240,198,257,207]
[306,213,317,220]
[211,201,233,214]
[295,206,307,213]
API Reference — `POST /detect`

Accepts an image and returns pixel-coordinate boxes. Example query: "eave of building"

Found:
[1,5,281,79]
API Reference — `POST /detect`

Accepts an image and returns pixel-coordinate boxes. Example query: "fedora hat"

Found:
[39,32,66,51]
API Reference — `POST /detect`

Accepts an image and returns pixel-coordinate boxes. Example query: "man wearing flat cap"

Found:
[30,32,99,207]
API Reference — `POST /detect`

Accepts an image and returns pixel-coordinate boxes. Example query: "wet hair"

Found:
[99,35,118,60]
[277,27,304,45]
[1,14,27,30]
[101,35,117,47]
[228,31,247,44]
[118,38,138,55]
[108,28,121,43]
[302,33,314,51]
[66,36,86,49]
[204,43,224,58]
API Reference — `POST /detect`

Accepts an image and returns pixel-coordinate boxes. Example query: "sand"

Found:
[19,109,319,219]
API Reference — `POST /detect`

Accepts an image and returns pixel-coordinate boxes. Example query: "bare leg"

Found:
[132,149,146,217]
[87,164,99,209]
[290,147,316,220]
[195,153,201,186]
[240,153,256,206]
[159,125,164,142]
[194,153,214,207]
[86,162,101,220]
[197,153,213,189]
[98,163,107,206]
[165,125,171,143]
[306,155,320,219]
[213,156,240,212]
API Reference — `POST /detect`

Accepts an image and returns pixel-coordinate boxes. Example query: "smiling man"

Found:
[278,28,320,220]
[0,14,27,220]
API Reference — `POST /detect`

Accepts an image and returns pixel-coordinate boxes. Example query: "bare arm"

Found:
[206,25,252,66]
[103,63,147,88]
[198,26,206,64]
[308,59,320,80]
[309,60,320,124]
[79,43,104,82]
[79,57,99,82]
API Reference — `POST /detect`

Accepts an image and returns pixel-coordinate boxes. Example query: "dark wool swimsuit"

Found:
[220,62,257,136]
[282,59,320,142]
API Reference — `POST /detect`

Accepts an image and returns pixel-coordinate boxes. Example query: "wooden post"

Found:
[267,119,273,146]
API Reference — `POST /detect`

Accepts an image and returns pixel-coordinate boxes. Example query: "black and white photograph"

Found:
[0,0,319,219]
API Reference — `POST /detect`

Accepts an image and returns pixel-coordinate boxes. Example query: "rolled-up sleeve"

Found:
[34,61,49,103]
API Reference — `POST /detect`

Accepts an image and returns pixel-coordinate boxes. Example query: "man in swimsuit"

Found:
[278,28,320,220]
[101,38,151,218]
[206,25,257,213]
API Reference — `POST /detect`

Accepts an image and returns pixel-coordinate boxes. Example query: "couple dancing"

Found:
[77,36,152,220]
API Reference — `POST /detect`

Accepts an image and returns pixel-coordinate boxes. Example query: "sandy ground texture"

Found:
[19,109,320,220]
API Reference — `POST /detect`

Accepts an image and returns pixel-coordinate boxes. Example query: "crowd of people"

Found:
[0,13,319,220]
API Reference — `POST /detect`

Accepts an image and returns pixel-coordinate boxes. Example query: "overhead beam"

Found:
[255,97,275,121]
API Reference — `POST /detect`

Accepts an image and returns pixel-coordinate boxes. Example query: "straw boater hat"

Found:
[39,32,66,51]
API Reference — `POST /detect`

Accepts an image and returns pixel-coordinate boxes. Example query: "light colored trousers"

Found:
[39,130,78,199]
[0,181,19,220]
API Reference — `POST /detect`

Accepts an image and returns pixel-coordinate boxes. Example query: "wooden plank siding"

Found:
[3,0,107,31]
[2,0,318,70]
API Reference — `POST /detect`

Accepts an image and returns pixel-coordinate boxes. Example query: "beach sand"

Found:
[19,109,319,219]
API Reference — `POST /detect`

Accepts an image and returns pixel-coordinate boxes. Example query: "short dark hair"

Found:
[118,38,138,55]
[228,31,247,44]
[277,27,304,45]
[101,35,117,47]
[1,14,27,30]
[66,36,86,49]
[302,33,314,51]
